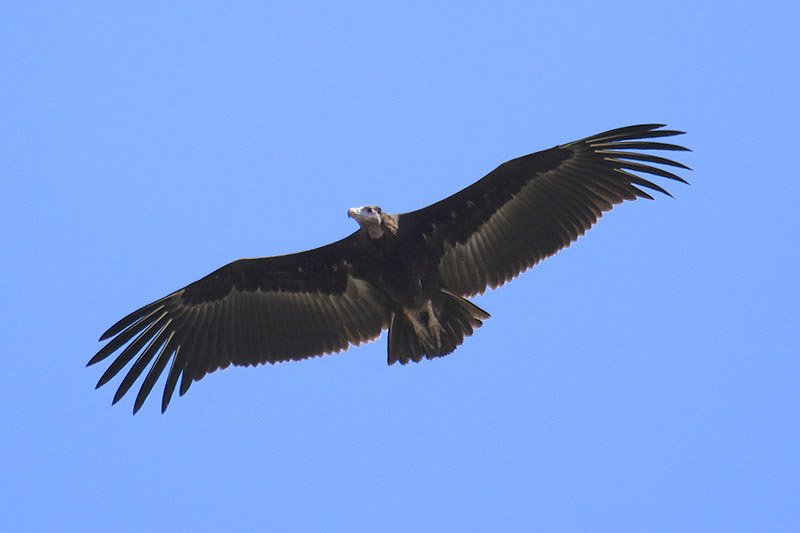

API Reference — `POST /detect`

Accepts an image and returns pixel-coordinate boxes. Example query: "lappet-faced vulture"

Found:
[89,124,690,413]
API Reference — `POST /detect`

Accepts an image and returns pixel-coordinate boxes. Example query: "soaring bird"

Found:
[89,124,690,413]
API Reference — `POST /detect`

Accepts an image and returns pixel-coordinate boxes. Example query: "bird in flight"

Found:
[89,124,690,413]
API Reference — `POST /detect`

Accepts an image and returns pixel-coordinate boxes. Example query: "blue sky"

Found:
[2,2,798,531]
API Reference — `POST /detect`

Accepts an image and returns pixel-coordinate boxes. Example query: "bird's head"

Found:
[347,205,397,239]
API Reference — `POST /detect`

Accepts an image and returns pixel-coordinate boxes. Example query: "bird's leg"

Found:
[404,307,439,353]
[424,300,442,350]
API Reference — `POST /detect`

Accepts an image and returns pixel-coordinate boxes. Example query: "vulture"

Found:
[89,124,690,413]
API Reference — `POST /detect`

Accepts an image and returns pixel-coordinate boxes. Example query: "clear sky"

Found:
[2,2,798,531]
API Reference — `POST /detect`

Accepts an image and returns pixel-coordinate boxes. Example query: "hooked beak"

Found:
[347,207,359,219]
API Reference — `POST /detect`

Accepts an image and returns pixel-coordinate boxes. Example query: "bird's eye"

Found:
[365,207,373,213]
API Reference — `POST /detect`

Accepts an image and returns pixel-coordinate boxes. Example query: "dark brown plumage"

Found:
[89,124,690,413]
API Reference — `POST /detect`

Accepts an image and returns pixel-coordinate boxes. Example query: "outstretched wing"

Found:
[88,235,389,413]
[404,124,690,297]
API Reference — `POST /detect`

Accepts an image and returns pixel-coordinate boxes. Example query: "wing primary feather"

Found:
[612,160,689,183]
[563,159,639,201]
[614,169,671,197]
[95,311,169,388]
[627,129,685,139]
[584,127,685,144]
[581,180,629,205]
[567,126,685,150]
[88,306,165,366]
[133,331,177,414]
[157,304,201,410]
[179,356,194,396]
[577,124,665,142]
[597,150,692,170]
[162,345,183,413]
[589,141,690,152]
[98,295,171,341]
[566,158,654,200]
[112,319,171,405]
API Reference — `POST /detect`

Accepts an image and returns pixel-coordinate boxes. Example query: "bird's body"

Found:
[90,124,691,413]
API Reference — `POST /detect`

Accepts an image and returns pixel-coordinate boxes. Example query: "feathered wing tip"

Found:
[568,124,683,146]
[387,291,490,365]
[564,123,692,198]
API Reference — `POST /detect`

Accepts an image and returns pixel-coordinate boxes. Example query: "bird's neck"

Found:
[366,213,398,240]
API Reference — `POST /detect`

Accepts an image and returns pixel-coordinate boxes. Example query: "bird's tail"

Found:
[387,290,490,365]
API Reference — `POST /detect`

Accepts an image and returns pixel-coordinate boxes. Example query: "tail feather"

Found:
[387,291,490,365]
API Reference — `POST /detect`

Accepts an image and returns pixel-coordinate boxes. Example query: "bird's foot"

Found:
[405,304,442,354]
[424,301,442,351]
